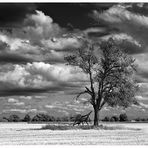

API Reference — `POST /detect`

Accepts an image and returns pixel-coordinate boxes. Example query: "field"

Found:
[0,122,148,145]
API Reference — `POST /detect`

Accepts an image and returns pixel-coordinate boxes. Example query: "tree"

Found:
[23,114,31,122]
[31,113,53,122]
[102,116,110,122]
[61,116,70,122]
[110,116,119,122]
[135,117,141,122]
[65,38,138,126]
[110,117,115,122]
[7,114,20,122]
[56,117,61,122]
[119,113,128,122]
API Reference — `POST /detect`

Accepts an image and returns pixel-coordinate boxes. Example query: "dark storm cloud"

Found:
[119,40,142,54]
[0,3,114,29]
[0,87,49,96]
[0,82,82,97]
[0,53,33,64]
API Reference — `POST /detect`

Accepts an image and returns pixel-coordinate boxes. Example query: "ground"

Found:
[0,122,148,145]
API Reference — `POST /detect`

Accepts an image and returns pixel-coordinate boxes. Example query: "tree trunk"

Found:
[93,106,99,126]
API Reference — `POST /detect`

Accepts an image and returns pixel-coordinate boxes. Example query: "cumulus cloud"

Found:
[95,4,148,54]
[0,35,82,65]
[0,33,26,51]
[26,62,87,82]
[0,10,82,64]
[0,62,87,96]
[22,10,65,43]
[0,33,42,63]
[0,64,29,87]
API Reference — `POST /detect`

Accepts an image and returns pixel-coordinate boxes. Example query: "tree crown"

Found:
[65,38,139,109]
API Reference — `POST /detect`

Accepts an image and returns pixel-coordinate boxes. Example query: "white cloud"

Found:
[0,64,29,87]
[0,10,82,65]
[29,108,47,113]
[139,102,148,108]
[14,102,25,106]
[0,34,22,51]
[45,105,55,109]
[97,5,148,53]
[8,98,18,103]
[0,33,40,54]
[136,96,147,100]
[26,62,87,82]
[29,108,37,112]
[42,37,81,50]
[7,98,25,106]
[79,97,88,101]
[20,96,32,100]
[23,10,64,42]
[3,109,27,113]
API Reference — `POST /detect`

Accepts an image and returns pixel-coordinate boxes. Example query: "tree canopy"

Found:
[65,38,139,126]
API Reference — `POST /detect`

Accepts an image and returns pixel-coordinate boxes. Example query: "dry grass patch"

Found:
[41,124,141,131]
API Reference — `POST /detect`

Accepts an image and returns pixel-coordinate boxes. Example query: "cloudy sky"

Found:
[0,3,148,119]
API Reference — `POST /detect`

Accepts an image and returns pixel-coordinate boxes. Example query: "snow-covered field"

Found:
[0,122,148,145]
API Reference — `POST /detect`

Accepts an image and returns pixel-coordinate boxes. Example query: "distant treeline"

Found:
[1,113,75,122]
[1,113,148,122]
[102,113,148,122]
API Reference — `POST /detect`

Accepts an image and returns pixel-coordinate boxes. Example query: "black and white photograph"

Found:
[0,1,148,145]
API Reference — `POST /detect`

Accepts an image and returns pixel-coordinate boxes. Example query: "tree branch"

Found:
[85,86,92,95]
[87,57,96,102]
[75,91,88,100]
[99,100,106,110]
[75,87,93,100]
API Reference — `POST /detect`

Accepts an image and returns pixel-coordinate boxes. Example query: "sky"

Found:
[0,3,148,119]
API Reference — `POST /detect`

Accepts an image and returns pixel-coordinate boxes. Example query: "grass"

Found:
[0,123,146,144]
[41,123,141,131]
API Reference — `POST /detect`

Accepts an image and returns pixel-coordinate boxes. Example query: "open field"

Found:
[0,122,148,145]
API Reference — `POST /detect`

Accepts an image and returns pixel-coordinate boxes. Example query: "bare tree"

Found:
[65,38,138,126]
